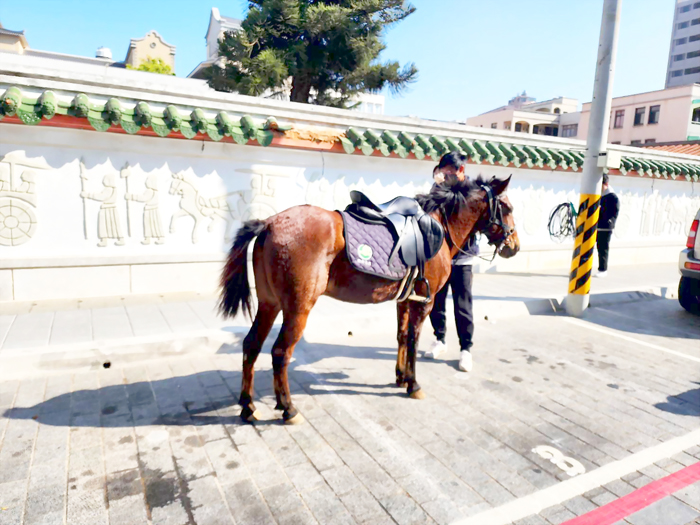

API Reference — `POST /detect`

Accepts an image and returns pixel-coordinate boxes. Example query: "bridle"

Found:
[440,184,515,263]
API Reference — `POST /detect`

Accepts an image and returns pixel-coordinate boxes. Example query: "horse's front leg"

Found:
[404,301,431,399]
[169,209,188,234]
[396,302,410,387]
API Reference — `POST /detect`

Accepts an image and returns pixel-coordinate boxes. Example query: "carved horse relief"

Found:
[0,152,48,246]
[169,172,242,244]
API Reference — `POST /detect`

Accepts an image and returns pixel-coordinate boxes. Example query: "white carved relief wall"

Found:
[1,125,698,270]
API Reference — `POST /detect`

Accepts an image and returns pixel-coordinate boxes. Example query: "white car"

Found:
[679,208,700,314]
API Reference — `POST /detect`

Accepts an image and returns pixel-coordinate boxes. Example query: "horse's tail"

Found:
[219,219,266,319]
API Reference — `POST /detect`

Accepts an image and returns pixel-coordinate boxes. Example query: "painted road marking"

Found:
[562,317,700,363]
[563,460,700,525]
[532,446,586,477]
[454,427,700,525]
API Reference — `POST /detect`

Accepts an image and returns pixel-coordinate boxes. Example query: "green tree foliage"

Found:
[208,0,418,107]
[127,57,175,76]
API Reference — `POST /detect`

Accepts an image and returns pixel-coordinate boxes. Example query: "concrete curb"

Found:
[0,283,679,378]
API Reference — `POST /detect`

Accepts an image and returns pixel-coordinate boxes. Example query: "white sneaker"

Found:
[595,271,608,278]
[425,340,447,359]
[459,350,473,372]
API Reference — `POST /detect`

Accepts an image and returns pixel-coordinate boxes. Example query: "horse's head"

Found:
[478,176,519,258]
[418,175,520,260]
[169,173,183,196]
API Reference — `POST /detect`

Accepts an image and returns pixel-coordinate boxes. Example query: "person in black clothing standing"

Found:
[596,174,620,278]
[424,152,478,372]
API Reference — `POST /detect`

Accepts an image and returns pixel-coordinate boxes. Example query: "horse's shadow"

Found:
[653,383,700,417]
[2,338,407,429]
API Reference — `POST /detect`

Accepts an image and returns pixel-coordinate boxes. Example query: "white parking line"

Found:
[561,317,700,363]
[454,427,700,525]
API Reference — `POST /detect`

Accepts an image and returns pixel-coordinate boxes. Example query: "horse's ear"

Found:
[493,175,512,195]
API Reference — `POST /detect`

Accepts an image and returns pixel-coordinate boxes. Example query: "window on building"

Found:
[648,105,660,124]
[611,141,621,145]
[672,70,685,77]
[503,121,511,130]
[679,21,690,29]
[676,37,689,45]
[613,109,625,128]
[675,54,686,61]
[553,108,561,114]
[491,123,497,129]
[682,4,692,12]
[686,66,700,74]
[695,1,700,7]
[690,34,700,42]
[693,107,700,122]
[688,50,700,58]
[561,124,578,137]
[630,140,642,146]
[644,139,656,144]
[694,18,700,25]
[634,107,646,126]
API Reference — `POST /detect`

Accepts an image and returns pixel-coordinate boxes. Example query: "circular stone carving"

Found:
[0,198,37,246]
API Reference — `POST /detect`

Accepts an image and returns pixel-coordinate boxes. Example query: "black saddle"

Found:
[345,190,444,302]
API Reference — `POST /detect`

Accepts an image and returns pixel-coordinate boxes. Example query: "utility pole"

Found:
[566,0,622,317]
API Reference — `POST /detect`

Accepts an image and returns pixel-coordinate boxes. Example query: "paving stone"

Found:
[591,489,619,507]
[626,496,700,525]
[222,478,276,525]
[514,515,550,525]
[321,464,362,497]
[0,480,27,525]
[260,482,306,518]
[339,486,388,523]
[673,481,700,511]
[604,478,637,497]
[191,502,236,525]
[285,462,327,494]
[107,494,149,525]
[300,484,355,525]
[422,496,466,525]
[562,495,598,516]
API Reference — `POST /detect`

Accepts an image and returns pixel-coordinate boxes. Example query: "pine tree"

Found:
[207,0,417,107]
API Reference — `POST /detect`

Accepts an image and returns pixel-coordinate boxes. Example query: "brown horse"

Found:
[220,176,520,424]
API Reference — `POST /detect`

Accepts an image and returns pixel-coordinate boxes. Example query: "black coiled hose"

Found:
[547,202,577,242]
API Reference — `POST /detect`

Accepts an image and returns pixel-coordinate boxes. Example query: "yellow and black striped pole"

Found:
[568,195,601,296]
[565,0,621,317]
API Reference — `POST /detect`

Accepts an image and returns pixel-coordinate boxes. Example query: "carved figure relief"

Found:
[235,169,289,222]
[169,171,241,244]
[126,173,165,245]
[0,152,47,246]
[80,164,125,247]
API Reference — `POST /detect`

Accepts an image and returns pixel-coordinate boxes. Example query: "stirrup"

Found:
[407,277,431,304]
[397,267,418,302]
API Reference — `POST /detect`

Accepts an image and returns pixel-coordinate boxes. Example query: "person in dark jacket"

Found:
[425,152,478,372]
[596,174,620,278]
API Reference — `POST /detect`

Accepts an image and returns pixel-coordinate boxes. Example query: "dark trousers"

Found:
[597,230,612,272]
[429,265,474,351]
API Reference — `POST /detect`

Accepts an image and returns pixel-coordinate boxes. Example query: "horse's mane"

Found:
[416,175,491,214]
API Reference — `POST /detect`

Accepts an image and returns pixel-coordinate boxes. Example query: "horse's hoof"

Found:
[409,389,426,400]
[240,409,260,423]
[395,381,408,388]
[284,413,305,425]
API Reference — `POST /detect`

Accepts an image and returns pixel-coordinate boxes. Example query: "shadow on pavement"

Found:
[654,383,700,417]
[2,339,413,428]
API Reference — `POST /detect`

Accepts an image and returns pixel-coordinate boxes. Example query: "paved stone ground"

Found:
[0,293,698,524]
[0,263,679,354]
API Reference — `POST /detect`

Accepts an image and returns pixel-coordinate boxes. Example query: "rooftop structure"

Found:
[466,93,579,137]
[124,31,176,71]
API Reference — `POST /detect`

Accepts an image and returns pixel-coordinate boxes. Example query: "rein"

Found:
[440,185,514,263]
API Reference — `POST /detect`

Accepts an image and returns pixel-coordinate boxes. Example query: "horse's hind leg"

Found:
[239,302,279,422]
[272,310,311,424]
[398,300,431,399]
[396,303,409,387]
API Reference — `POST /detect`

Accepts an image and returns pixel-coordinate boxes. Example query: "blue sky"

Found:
[2,0,674,121]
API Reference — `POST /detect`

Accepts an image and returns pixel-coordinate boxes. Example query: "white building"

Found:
[188,8,385,115]
[667,0,700,88]
[466,92,579,137]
